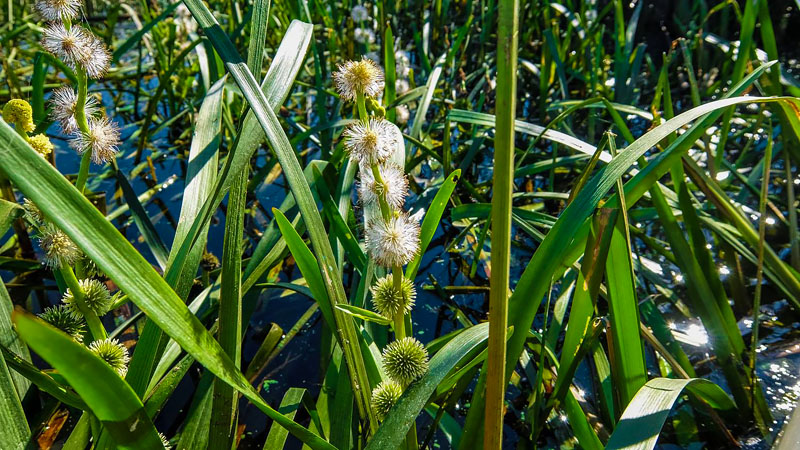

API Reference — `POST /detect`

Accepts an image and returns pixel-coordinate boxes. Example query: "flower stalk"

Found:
[335,55,427,439]
[357,90,370,124]
[59,266,106,341]
[392,265,406,339]
[370,163,392,220]
[484,0,519,446]
[38,1,117,194]
[74,70,92,193]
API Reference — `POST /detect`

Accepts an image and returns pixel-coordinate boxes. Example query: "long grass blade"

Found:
[0,310,28,450]
[126,76,226,398]
[459,63,783,439]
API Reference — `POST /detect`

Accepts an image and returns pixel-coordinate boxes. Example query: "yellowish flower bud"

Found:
[27,134,54,157]
[2,99,35,132]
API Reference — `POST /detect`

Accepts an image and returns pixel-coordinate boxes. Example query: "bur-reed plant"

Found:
[0,0,799,449]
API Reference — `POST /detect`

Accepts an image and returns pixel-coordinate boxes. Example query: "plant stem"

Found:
[356,90,369,124]
[392,265,406,340]
[74,70,92,194]
[484,0,518,446]
[786,155,799,270]
[60,266,106,341]
[750,132,772,394]
[393,312,406,340]
[370,164,392,221]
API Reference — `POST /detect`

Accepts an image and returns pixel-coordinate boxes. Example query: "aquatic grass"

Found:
[483,0,518,446]
[1,0,800,448]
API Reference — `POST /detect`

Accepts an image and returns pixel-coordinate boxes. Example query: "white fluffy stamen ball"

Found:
[358,163,408,209]
[49,87,100,134]
[344,118,397,166]
[42,24,92,68]
[35,0,81,21]
[69,116,121,164]
[365,213,420,267]
[333,58,384,102]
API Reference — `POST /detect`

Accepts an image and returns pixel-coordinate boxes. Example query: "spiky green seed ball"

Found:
[371,380,403,420]
[88,338,129,377]
[371,275,416,319]
[38,223,81,268]
[382,337,429,384]
[23,198,43,225]
[79,256,104,279]
[38,305,86,342]
[62,279,113,318]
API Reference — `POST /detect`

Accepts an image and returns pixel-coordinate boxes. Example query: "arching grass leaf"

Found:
[606,378,735,450]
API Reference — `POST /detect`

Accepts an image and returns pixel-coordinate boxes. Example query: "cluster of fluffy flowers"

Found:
[393,49,412,125]
[333,56,429,421]
[36,0,120,164]
[350,4,376,45]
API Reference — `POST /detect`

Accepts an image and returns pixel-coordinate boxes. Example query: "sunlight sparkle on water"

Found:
[686,324,709,345]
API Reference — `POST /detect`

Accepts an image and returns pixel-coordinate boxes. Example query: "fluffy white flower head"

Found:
[81,33,111,79]
[365,212,420,267]
[333,58,384,101]
[69,116,120,164]
[42,24,92,68]
[396,105,410,125]
[50,87,100,134]
[351,5,369,22]
[344,118,397,166]
[354,28,376,44]
[42,24,110,78]
[35,0,81,22]
[395,50,412,77]
[358,163,407,209]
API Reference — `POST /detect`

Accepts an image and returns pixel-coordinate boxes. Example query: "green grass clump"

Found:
[0,0,799,449]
